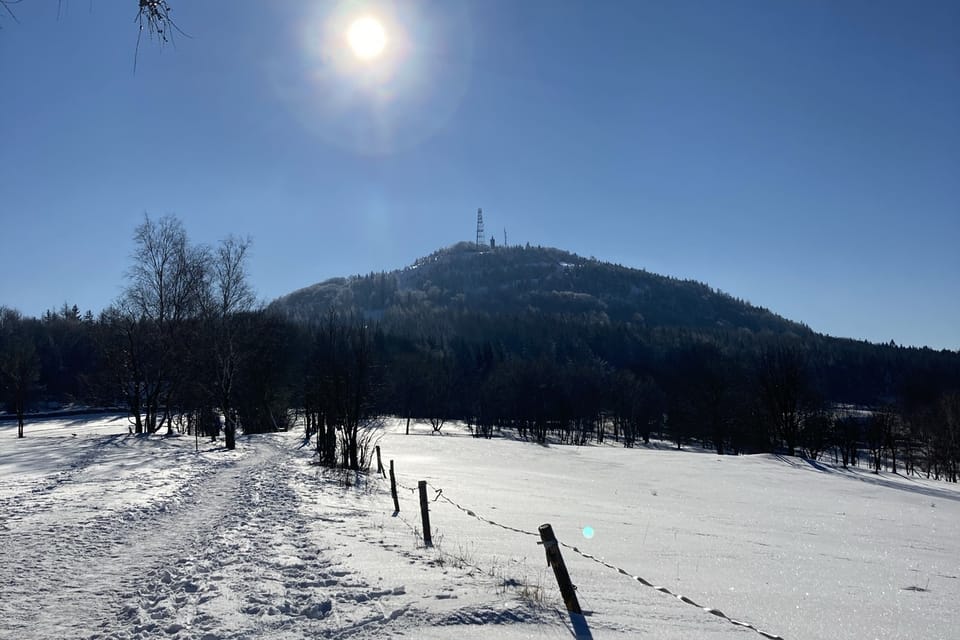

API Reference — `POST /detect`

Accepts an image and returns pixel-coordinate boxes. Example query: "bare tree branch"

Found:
[1,2,190,73]
[0,0,23,27]
[134,1,188,72]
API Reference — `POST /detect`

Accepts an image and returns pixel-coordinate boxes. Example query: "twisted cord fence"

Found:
[396,479,419,494]
[394,474,785,640]
[556,542,785,640]
[427,483,541,539]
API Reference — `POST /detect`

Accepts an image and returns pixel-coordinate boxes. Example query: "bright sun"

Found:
[346,16,387,60]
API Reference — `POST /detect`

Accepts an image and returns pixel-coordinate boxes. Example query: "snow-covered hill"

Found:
[270,242,805,335]
[2,416,958,639]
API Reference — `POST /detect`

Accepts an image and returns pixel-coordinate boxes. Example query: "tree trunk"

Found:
[224,423,236,450]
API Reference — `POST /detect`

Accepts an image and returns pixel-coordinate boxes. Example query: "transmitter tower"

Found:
[476,208,485,248]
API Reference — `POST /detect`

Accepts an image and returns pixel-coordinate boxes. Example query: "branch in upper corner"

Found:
[0,0,23,27]
[137,0,181,44]
[134,0,189,72]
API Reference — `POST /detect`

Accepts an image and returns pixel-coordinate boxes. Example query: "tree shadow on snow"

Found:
[775,454,960,504]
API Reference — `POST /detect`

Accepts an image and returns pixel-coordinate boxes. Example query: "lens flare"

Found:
[582,526,595,539]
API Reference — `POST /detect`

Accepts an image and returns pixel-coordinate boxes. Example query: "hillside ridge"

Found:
[270,241,810,336]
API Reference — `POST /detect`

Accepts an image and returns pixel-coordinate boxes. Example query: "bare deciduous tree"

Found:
[118,214,207,434]
[203,235,255,450]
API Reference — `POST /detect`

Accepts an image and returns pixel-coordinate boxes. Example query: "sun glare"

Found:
[295,2,472,155]
[347,16,387,60]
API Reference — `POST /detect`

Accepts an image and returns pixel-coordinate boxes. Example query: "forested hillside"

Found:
[271,241,959,406]
[273,242,810,334]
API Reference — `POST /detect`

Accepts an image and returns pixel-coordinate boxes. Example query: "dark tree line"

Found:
[3,228,960,481]
[368,314,959,481]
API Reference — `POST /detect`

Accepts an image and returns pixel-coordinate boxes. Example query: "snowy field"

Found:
[1,416,958,639]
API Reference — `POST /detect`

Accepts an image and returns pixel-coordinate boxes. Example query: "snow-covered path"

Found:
[1,436,410,639]
[93,439,413,640]
[0,421,564,640]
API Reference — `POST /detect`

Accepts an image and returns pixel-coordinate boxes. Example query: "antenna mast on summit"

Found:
[476,208,485,248]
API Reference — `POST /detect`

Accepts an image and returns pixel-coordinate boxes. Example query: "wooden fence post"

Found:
[375,445,386,478]
[539,523,581,614]
[418,480,433,547]
[389,460,400,514]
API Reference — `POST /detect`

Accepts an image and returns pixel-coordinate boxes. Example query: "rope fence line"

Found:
[426,483,541,539]
[395,479,419,495]
[391,480,506,577]
[557,542,785,640]
[387,465,785,640]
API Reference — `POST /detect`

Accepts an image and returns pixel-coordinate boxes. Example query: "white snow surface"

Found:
[1,416,958,640]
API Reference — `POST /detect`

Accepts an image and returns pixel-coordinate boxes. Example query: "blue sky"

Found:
[1,0,957,349]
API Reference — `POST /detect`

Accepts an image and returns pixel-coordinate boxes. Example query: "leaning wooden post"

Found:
[389,460,400,514]
[539,523,581,614]
[375,445,386,478]
[418,480,433,547]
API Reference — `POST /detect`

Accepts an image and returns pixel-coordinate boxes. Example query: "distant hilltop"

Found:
[269,241,809,336]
